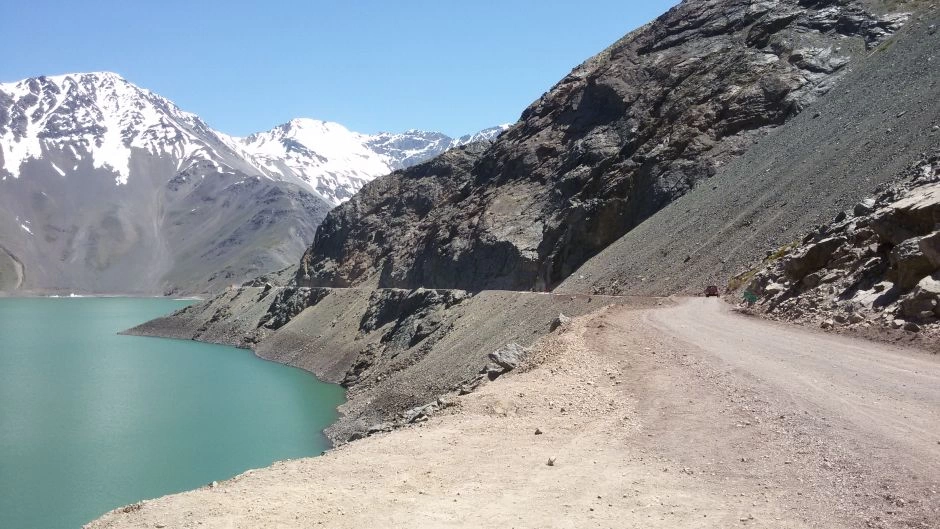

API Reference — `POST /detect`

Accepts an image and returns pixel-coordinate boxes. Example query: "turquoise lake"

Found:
[0,297,345,529]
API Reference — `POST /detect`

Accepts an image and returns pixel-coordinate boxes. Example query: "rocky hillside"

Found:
[558,3,939,297]
[743,151,939,345]
[296,0,910,292]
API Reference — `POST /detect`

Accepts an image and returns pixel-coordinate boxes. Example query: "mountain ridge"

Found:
[0,71,509,206]
[0,71,507,294]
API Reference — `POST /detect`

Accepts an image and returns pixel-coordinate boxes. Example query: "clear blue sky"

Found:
[2,1,678,137]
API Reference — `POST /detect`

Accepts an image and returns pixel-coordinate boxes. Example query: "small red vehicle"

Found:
[704,285,720,297]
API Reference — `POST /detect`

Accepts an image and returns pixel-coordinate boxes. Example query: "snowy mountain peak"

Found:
[235,119,509,204]
[0,71,231,184]
[239,118,396,204]
[0,72,509,204]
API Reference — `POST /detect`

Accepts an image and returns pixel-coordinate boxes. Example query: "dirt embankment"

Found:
[126,285,654,443]
[0,244,24,292]
[92,298,940,528]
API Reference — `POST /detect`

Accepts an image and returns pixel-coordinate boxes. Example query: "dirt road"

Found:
[647,298,940,477]
[89,298,940,529]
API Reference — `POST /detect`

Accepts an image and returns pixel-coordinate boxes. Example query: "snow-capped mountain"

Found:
[0,72,507,206]
[0,71,507,295]
[0,72,257,184]
[234,120,509,204]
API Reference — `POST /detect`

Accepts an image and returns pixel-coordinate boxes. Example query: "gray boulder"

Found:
[870,183,940,244]
[784,237,846,281]
[900,273,940,318]
[890,238,935,289]
[488,343,527,371]
[550,313,572,331]
[919,230,940,268]
[853,198,877,217]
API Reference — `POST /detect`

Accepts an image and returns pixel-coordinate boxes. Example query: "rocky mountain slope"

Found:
[0,72,504,294]
[295,0,911,292]
[558,4,939,298]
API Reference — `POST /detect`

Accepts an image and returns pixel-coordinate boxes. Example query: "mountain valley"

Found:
[0,72,505,294]
[4,0,937,527]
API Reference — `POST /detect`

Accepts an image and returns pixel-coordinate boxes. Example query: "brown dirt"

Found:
[88,298,940,528]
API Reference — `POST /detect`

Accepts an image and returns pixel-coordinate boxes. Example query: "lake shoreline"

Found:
[0,297,339,529]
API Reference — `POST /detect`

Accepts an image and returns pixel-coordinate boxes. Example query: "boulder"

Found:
[890,238,935,289]
[488,343,527,371]
[802,272,823,288]
[550,313,572,331]
[853,198,877,217]
[871,183,940,243]
[901,273,940,318]
[919,230,940,268]
[784,237,846,280]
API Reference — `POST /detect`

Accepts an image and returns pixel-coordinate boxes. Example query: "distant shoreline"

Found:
[0,292,205,301]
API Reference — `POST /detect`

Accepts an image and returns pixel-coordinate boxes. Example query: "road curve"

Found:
[645,297,940,474]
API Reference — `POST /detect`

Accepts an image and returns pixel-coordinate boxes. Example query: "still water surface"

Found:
[0,297,344,528]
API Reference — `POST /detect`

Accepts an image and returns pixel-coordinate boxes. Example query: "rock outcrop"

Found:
[297,0,907,292]
[743,152,940,343]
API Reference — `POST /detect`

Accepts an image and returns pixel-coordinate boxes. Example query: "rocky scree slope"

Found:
[0,73,504,294]
[743,151,940,347]
[297,0,908,292]
[558,3,939,298]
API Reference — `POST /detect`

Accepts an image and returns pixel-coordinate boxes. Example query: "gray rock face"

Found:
[557,2,938,299]
[295,0,907,292]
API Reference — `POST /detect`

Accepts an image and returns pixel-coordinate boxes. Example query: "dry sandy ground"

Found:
[89,298,940,528]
